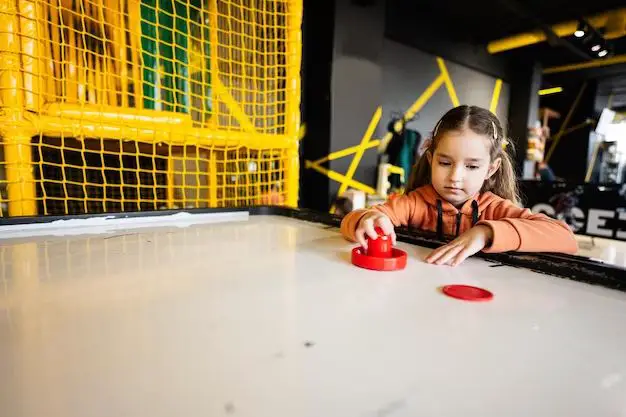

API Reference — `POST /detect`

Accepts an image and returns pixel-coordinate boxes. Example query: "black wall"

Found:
[299,0,335,211]
[507,63,542,179]
[384,0,513,81]
[540,80,598,182]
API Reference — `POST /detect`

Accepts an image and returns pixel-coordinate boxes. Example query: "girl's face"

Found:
[428,129,501,207]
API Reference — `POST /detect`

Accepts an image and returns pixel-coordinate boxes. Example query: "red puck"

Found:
[441,285,493,302]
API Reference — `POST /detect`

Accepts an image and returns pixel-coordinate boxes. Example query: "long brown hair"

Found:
[407,105,520,205]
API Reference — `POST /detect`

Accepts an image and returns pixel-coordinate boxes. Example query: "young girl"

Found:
[341,105,578,266]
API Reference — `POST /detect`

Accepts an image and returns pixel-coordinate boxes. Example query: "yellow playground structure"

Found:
[0,0,302,217]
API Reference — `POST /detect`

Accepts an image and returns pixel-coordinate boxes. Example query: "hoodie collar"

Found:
[414,184,494,216]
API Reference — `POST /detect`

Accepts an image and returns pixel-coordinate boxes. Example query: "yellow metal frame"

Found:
[0,0,303,216]
[437,57,459,107]
[489,79,503,113]
[334,107,381,198]
[0,0,37,216]
[284,0,303,208]
[544,54,626,74]
[538,87,563,96]
[27,107,294,149]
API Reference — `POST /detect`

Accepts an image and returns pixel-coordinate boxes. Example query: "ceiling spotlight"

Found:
[591,44,601,52]
[598,49,608,57]
[574,20,590,38]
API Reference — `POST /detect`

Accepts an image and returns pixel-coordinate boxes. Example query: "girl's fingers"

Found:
[363,219,379,241]
[355,229,367,249]
[425,247,443,263]
[376,217,397,245]
[377,216,394,236]
[451,247,473,266]
[426,243,454,263]
[382,218,398,245]
[451,238,483,266]
[426,236,461,262]
[357,214,396,248]
[435,244,464,265]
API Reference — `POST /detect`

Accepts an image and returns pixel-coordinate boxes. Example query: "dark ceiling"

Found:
[391,0,625,44]
[386,0,626,105]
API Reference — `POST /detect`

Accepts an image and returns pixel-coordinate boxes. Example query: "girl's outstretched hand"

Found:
[425,225,493,266]
[355,212,396,250]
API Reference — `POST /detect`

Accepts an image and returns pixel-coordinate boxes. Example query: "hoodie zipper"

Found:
[436,199,480,238]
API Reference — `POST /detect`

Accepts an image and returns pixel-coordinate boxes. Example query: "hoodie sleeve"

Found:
[340,192,425,242]
[477,198,578,254]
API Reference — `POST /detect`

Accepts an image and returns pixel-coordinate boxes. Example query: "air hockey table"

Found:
[1,207,626,417]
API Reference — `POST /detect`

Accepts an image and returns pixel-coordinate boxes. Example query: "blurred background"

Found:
[1,0,625,253]
[300,0,626,249]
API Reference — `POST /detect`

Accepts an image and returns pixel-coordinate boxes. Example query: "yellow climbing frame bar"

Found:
[0,0,303,216]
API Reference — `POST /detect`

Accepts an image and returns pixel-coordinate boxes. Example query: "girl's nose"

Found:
[449,166,463,182]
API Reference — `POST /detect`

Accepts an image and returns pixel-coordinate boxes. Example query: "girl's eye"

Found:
[438,161,451,166]
[467,165,480,170]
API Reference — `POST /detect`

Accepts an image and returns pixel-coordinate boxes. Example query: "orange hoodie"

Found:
[341,185,578,254]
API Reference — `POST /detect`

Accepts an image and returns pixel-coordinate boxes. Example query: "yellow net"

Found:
[0,0,301,217]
